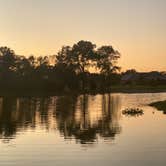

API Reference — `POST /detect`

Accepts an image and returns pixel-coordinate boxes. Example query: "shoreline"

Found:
[0,85,166,97]
[110,85,166,93]
[149,100,166,113]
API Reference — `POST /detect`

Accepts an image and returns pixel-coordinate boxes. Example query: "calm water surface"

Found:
[0,93,166,166]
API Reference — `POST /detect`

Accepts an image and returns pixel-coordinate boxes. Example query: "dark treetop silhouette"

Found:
[0,41,121,93]
[0,40,166,94]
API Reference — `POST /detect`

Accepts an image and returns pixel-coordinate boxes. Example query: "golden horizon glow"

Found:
[0,0,166,72]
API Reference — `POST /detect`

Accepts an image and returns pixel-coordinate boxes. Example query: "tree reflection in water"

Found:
[0,94,121,144]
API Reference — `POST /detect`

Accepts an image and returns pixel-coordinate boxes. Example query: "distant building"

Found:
[121,72,139,84]
[121,71,166,85]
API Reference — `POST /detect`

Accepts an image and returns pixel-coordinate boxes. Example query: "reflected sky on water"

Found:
[0,93,166,166]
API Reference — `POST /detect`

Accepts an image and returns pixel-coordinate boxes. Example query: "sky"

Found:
[0,0,166,71]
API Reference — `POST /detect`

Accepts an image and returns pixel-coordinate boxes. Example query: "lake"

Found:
[0,93,166,166]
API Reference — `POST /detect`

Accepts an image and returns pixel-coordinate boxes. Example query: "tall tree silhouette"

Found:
[56,41,120,75]
[0,41,123,92]
[56,41,96,74]
[70,40,96,74]
[96,46,120,75]
[0,47,17,73]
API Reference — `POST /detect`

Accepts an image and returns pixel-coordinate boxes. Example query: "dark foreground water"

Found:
[0,93,166,166]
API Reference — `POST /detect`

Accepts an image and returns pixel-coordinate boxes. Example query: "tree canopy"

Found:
[0,41,122,93]
[56,40,120,75]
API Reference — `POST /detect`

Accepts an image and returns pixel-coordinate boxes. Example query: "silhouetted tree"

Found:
[56,41,96,74]
[0,47,17,73]
[0,42,131,93]
[96,46,120,75]
[70,40,96,73]
[16,56,34,77]
[55,41,121,91]
[55,41,121,75]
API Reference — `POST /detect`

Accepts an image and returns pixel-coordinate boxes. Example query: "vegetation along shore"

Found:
[0,40,166,95]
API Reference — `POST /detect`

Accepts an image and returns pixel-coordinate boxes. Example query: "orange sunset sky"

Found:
[0,0,166,71]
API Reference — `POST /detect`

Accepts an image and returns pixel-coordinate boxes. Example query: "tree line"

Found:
[0,40,121,93]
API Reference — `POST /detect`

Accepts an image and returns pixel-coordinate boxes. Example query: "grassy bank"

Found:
[149,100,166,113]
[0,85,166,97]
[110,85,166,93]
